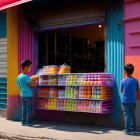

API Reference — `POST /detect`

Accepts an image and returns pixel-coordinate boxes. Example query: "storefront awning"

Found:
[0,0,32,10]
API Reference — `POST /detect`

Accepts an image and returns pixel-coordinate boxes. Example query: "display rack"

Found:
[37,73,114,114]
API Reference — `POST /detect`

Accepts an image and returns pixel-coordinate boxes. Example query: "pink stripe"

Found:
[18,8,34,76]
[0,0,32,10]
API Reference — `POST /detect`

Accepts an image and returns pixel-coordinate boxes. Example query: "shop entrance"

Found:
[38,24,105,73]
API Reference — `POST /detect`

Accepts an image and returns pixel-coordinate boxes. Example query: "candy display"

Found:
[37,98,112,113]
[58,73,113,86]
[38,87,58,98]
[41,65,59,75]
[37,72,113,114]
[39,75,58,85]
[59,64,71,74]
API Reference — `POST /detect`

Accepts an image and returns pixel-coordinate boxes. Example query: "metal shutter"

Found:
[0,37,7,78]
[0,37,7,110]
[38,1,106,30]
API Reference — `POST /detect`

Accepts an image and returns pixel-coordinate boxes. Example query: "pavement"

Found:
[0,118,140,140]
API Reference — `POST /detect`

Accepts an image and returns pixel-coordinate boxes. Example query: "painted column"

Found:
[7,7,21,120]
[107,0,124,125]
[124,0,140,130]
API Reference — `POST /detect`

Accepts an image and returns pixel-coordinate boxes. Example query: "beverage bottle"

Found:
[87,101,89,112]
[75,100,78,111]
[48,99,50,109]
[61,99,63,110]
[64,99,67,110]
[72,99,75,111]
[99,102,101,113]
[78,100,80,111]
[66,99,69,110]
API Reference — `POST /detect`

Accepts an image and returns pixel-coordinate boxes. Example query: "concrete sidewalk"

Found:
[0,118,140,140]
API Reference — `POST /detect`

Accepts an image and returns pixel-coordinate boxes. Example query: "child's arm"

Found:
[27,81,39,87]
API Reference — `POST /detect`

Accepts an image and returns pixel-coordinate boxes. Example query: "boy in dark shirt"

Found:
[121,63,139,135]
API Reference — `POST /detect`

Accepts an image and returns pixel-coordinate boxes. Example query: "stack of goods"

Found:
[45,98,58,110]
[58,89,65,98]
[92,87,101,99]
[79,86,92,98]
[39,75,58,85]
[38,87,58,98]
[65,87,79,98]
[31,75,40,82]
[37,98,46,109]
[64,74,113,86]
[100,86,113,99]
[38,88,50,97]
[58,75,66,85]
[38,98,58,110]
[59,64,71,74]
[57,99,75,111]
[75,100,102,113]
[41,66,59,74]
[38,99,102,113]
[57,86,112,99]
[92,86,113,99]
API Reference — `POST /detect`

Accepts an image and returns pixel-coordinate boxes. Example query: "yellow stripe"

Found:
[7,7,20,95]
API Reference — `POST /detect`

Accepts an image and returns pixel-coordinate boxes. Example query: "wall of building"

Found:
[0,12,7,110]
[7,7,21,120]
[7,6,35,120]
[124,0,140,130]
[107,0,124,126]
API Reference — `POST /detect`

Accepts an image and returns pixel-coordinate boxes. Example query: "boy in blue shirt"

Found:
[121,63,139,135]
[17,59,38,126]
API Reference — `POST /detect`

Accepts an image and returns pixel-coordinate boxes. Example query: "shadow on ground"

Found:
[30,121,122,135]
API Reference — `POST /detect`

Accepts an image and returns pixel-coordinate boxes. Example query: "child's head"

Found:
[21,59,32,73]
[124,63,134,76]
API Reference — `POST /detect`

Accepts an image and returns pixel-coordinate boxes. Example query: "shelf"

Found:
[40,74,58,76]
[39,73,113,75]
[37,108,112,114]
[38,96,113,101]
[39,85,113,87]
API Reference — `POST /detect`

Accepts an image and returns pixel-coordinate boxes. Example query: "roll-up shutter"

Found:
[0,38,7,78]
[38,0,106,30]
[0,37,7,110]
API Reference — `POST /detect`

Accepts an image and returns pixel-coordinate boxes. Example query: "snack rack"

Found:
[37,73,114,114]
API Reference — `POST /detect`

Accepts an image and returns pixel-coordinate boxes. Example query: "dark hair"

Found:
[21,59,32,69]
[124,63,134,75]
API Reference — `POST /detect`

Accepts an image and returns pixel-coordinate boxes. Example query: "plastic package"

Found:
[59,64,71,74]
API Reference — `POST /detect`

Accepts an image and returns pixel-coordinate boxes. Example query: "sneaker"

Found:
[26,123,33,126]
[131,130,136,134]
[123,130,133,135]
[22,123,26,126]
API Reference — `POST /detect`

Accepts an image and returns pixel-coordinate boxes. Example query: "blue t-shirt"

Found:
[121,77,139,103]
[17,74,32,97]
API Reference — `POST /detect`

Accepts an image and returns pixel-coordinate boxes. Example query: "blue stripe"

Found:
[107,0,124,125]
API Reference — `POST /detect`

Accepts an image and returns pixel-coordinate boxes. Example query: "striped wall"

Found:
[107,0,124,125]
[18,7,35,75]
[7,6,35,120]
[124,0,140,130]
